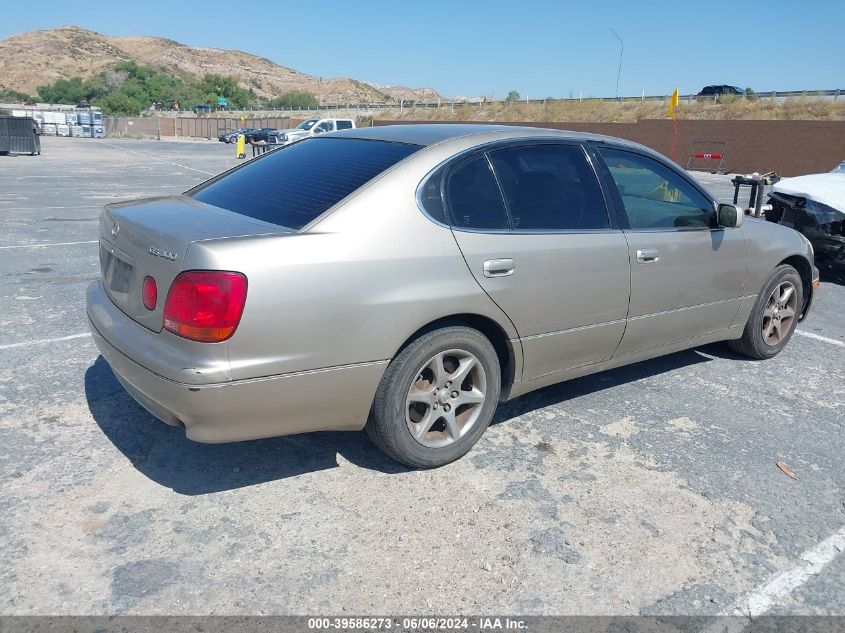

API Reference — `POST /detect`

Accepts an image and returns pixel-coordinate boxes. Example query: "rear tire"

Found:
[728,264,803,359]
[366,326,501,468]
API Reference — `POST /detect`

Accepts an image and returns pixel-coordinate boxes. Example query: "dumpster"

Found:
[0,116,41,155]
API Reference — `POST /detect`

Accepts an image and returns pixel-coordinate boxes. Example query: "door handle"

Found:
[483,258,515,278]
[636,249,660,264]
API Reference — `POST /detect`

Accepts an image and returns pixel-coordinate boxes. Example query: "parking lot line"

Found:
[702,525,845,632]
[0,332,92,351]
[795,330,845,348]
[0,205,101,211]
[101,140,216,176]
[0,240,98,250]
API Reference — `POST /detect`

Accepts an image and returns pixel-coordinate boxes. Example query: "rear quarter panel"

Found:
[185,141,521,382]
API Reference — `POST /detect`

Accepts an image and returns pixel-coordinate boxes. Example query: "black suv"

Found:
[247,128,283,143]
[698,85,742,96]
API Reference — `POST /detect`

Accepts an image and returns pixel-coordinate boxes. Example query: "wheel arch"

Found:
[777,254,813,317]
[393,314,520,399]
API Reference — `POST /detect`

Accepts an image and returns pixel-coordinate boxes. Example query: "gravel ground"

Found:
[0,136,842,617]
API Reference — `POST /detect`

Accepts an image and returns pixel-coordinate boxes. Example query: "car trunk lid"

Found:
[99,195,291,332]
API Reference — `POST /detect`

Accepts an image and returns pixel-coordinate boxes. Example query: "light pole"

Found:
[608,27,623,99]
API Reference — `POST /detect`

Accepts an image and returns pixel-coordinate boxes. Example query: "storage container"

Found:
[56,124,70,137]
[42,111,67,124]
[0,116,41,155]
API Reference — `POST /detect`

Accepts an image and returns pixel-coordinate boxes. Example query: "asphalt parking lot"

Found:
[1,136,843,617]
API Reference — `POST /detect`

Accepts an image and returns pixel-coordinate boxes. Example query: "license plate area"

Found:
[101,244,136,297]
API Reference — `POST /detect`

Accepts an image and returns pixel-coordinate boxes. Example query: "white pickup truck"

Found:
[277,117,356,145]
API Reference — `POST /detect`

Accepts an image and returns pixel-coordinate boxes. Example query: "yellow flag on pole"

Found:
[669,88,680,120]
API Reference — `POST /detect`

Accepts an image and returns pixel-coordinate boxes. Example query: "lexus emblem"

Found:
[111,221,120,239]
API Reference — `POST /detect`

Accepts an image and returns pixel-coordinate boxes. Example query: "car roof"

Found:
[331,123,646,150]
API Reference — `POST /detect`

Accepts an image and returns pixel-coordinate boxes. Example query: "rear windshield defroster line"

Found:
[189,137,422,230]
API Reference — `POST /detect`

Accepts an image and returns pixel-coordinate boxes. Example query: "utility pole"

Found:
[608,27,624,99]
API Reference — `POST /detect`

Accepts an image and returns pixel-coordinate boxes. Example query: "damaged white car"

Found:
[768,166,845,278]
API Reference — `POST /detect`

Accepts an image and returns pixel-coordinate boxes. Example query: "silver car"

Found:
[87,125,819,468]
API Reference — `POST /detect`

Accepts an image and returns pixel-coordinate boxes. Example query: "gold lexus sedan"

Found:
[87,125,818,467]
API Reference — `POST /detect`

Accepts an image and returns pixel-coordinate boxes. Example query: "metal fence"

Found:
[103,115,291,139]
[174,116,290,138]
[225,89,843,115]
[4,90,841,121]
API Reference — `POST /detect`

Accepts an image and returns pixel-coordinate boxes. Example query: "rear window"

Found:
[336,120,354,130]
[489,144,609,230]
[190,137,421,229]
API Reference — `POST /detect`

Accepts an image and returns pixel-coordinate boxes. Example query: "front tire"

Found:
[366,326,501,468]
[729,264,803,359]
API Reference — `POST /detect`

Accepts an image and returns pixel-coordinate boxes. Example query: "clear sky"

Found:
[1,0,842,99]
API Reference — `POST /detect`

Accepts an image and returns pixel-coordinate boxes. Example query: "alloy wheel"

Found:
[405,349,488,448]
[762,281,797,346]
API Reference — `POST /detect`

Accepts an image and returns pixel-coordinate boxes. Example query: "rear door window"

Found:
[488,144,609,230]
[445,155,510,230]
[190,137,421,229]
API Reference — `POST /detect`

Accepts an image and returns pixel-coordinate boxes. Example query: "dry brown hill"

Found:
[0,25,441,104]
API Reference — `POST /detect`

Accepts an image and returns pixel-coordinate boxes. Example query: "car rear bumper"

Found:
[86,281,386,443]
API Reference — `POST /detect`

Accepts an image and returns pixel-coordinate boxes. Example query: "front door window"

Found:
[598,147,715,229]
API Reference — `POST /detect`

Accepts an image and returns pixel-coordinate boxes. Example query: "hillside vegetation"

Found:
[0,25,439,105]
[24,61,321,115]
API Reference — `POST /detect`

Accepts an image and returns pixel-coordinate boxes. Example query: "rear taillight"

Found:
[163,271,247,343]
[142,276,157,311]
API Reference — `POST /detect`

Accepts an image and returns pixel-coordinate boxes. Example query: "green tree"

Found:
[0,87,32,102]
[99,92,143,116]
[37,77,89,104]
[505,90,521,102]
[194,74,251,108]
[33,63,253,113]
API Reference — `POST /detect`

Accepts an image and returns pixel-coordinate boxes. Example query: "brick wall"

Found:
[371,119,845,176]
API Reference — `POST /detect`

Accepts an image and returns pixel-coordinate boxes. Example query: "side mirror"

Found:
[717,203,744,228]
